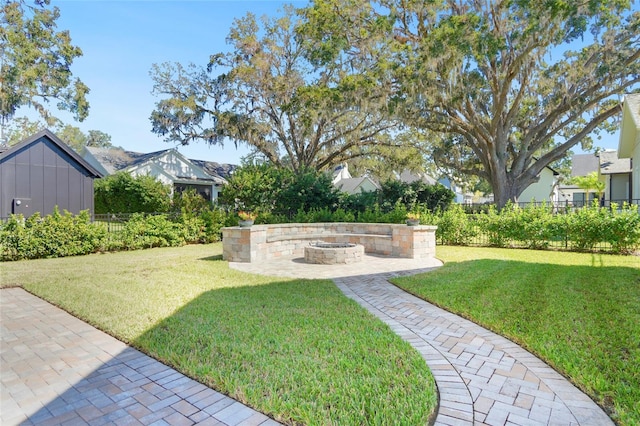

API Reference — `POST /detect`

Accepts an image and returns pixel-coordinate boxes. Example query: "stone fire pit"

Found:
[304,241,364,265]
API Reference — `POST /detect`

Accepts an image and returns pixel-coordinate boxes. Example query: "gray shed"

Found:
[0,129,103,218]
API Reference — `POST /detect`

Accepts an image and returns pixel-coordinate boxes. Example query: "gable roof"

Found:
[189,159,236,180]
[397,170,439,186]
[84,146,234,182]
[334,176,380,194]
[599,150,632,175]
[571,153,599,177]
[618,93,640,158]
[84,146,171,175]
[0,129,103,178]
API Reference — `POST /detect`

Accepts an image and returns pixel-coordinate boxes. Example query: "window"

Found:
[174,183,212,201]
[573,192,596,207]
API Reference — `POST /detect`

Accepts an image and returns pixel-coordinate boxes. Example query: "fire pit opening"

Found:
[304,241,364,265]
[311,242,356,249]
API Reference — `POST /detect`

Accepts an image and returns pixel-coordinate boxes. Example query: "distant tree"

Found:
[302,0,639,208]
[0,0,89,140]
[53,125,113,152]
[86,130,112,148]
[55,124,87,152]
[571,172,605,203]
[150,6,406,173]
[3,119,115,152]
[1,116,46,146]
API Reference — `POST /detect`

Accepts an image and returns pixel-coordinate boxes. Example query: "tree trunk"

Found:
[492,178,522,210]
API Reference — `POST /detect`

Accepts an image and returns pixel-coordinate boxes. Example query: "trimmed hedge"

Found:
[2,203,638,262]
[0,208,227,261]
[433,202,640,255]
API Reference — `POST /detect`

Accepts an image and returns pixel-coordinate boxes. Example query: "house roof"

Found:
[84,146,171,175]
[397,170,438,185]
[189,159,236,180]
[571,154,599,177]
[618,93,640,158]
[599,150,632,175]
[0,129,103,178]
[334,176,380,194]
[84,146,235,181]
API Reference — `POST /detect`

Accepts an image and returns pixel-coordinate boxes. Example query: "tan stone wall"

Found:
[222,223,437,263]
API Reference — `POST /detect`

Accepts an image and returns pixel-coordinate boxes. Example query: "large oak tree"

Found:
[150,6,410,173]
[303,0,639,207]
[1,0,89,140]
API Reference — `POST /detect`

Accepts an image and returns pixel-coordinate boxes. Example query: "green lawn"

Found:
[0,244,436,426]
[392,246,640,426]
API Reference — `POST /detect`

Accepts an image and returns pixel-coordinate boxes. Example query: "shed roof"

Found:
[0,129,103,178]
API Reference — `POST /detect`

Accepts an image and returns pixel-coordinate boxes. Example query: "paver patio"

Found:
[0,287,281,426]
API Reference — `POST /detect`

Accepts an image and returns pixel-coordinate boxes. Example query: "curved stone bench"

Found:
[222,222,437,263]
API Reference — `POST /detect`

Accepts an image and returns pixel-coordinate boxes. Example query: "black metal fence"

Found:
[92,213,181,233]
[460,199,640,214]
[440,220,581,251]
[3,203,639,254]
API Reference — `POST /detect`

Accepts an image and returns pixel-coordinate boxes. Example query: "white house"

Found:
[599,150,632,204]
[332,164,380,194]
[560,150,632,206]
[82,147,231,202]
[518,166,560,204]
[618,93,640,203]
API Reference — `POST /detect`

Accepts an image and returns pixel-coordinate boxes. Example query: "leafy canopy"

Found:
[150,5,410,173]
[1,116,113,152]
[302,0,639,208]
[94,173,171,214]
[0,0,89,130]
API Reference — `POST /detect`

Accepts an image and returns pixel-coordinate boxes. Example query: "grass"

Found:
[391,246,640,426]
[0,244,437,425]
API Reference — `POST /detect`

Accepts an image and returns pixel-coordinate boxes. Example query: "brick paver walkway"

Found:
[1,287,281,426]
[230,254,614,426]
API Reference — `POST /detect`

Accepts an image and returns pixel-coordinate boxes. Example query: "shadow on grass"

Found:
[131,279,438,426]
[199,254,223,261]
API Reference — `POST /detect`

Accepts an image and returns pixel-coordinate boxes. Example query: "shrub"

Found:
[276,168,340,216]
[95,172,171,214]
[377,180,454,213]
[116,214,185,250]
[601,203,640,254]
[198,208,227,243]
[0,209,107,261]
[476,205,508,247]
[567,203,608,251]
[220,163,341,218]
[436,204,476,245]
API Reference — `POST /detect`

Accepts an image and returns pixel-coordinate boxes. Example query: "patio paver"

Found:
[0,287,281,426]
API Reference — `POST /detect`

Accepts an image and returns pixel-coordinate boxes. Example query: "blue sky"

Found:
[19,0,625,165]
[39,0,306,164]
